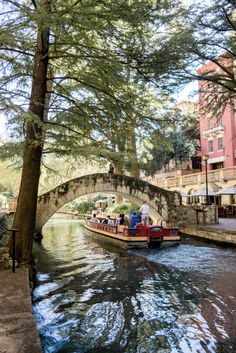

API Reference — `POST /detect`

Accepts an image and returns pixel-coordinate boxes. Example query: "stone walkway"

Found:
[205,217,236,231]
[0,268,42,353]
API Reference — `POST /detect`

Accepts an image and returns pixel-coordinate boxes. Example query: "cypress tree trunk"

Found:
[127,123,139,179]
[114,165,123,205]
[11,0,50,264]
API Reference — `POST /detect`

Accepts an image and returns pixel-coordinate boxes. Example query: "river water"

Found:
[32,214,236,353]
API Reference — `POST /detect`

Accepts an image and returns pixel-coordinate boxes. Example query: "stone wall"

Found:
[0,247,13,270]
[170,204,218,227]
[180,225,236,246]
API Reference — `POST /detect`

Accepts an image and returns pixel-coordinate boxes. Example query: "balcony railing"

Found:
[203,125,224,138]
[154,166,236,190]
[223,167,236,181]
[182,174,199,186]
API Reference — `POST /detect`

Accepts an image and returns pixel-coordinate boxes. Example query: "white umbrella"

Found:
[189,183,219,197]
[216,186,236,195]
[190,188,218,197]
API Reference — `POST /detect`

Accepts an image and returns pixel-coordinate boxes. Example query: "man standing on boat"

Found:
[139,200,150,226]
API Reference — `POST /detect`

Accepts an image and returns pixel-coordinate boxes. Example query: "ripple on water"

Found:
[33,215,236,353]
[131,244,236,276]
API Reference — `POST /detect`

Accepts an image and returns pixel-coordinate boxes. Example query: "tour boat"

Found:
[84,213,180,249]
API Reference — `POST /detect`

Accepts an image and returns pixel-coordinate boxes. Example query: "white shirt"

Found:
[139,204,149,215]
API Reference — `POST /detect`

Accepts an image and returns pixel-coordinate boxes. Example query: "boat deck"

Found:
[84,219,180,249]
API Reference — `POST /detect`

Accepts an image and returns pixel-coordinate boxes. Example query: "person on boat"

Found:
[119,214,125,225]
[115,214,125,226]
[139,200,150,225]
[124,216,129,226]
[107,215,114,225]
[91,214,99,223]
[102,215,113,225]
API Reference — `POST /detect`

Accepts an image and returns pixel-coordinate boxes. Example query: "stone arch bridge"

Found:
[36,173,182,232]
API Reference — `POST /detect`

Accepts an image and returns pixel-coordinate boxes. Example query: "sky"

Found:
[0,116,6,134]
[0,115,6,137]
[175,81,198,102]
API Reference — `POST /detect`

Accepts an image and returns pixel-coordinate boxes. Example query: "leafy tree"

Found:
[0,0,186,263]
[187,0,236,98]
[71,200,94,214]
[142,105,200,174]
[112,202,139,215]
[0,161,21,197]
[147,0,236,109]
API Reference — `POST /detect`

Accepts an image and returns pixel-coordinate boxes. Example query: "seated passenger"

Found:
[124,216,129,226]
[115,214,121,226]
[119,214,125,225]
[91,214,99,223]
[106,215,114,225]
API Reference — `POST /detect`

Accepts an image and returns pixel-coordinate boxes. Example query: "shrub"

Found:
[0,214,13,246]
[112,203,139,215]
[72,200,94,214]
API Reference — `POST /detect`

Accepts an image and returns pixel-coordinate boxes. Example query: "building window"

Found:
[218,137,223,150]
[207,116,213,129]
[208,140,213,153]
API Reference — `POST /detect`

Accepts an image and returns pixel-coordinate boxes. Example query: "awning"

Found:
[189,183,219,197]
[190,188,218,197]
[208,156,226,164]
[216,186,236,195]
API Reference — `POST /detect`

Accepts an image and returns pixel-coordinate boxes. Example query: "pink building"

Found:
[198,58,236,170]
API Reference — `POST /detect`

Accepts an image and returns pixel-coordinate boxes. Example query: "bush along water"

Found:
[112,202,139,215]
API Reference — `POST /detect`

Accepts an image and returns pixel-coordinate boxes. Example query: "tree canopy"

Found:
[0,0,188,262]
[147,0,236,104]
[142,103,200,175]
[1,0,234,263]
[0,0,184,161]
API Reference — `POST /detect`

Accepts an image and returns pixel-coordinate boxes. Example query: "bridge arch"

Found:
[36,173,181,232]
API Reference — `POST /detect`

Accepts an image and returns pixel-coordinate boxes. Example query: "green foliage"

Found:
[150,0,236,107]
[0,214,13,245]
[112,202,139,215]
[91,194,104,203]
[0,216,7,233]
[71,200,95,214]
[1,0,234,166]
[0,0,187,172]
[0,161,20,197]
[142,105,200,174]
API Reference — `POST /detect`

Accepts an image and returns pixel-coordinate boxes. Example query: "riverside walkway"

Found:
[0,268,42,353]
[180,217,236,246]
[0,211,42,353]
[204,217,236,230]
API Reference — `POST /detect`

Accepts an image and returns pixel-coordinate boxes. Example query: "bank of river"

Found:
[33,214,236,353]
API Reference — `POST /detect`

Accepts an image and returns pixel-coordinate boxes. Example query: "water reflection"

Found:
[33,214,236,353]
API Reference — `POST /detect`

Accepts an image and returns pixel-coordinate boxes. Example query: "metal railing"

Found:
[11,228,19,273]
[0,224,19,273]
